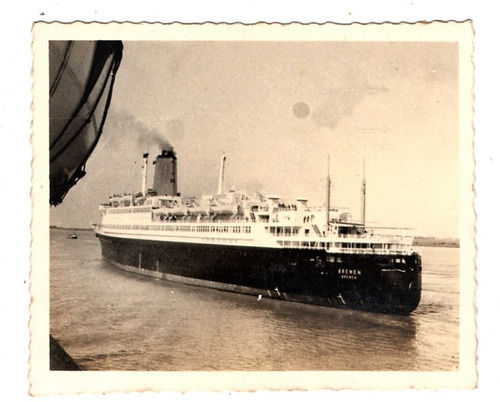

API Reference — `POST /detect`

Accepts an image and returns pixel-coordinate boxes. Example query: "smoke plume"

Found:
[110,109,176,151]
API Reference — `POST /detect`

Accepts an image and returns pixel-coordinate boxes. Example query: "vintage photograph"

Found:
[30,22,475,393]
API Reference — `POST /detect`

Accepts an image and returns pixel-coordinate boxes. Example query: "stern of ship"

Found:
[333,251,422,314]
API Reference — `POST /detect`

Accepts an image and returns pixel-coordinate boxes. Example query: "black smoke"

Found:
[108,109,178,151]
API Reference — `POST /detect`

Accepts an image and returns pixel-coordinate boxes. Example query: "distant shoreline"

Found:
[49,226,460,248]
[50,226,94,232]
[413,236,460,248]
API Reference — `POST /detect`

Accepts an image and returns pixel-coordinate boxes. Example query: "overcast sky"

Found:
[50,40,460,237]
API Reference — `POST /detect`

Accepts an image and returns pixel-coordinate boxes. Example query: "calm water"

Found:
[50,229,459,371]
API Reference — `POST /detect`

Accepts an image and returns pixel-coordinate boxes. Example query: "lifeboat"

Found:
[153,203,188,218]
[169,205,188,216]
[49,41,123,206]
[210,203,239,216]
[119,195,134,207]
[188,205,211,216]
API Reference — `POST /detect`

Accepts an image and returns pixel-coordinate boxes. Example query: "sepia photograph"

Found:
[30,21,475,394]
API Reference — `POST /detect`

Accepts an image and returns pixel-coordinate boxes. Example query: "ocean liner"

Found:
[93,150,422,314]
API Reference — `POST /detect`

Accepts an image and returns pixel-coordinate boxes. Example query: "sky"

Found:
[50,40,460,238]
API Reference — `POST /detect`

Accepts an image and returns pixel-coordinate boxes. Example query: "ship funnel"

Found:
[141,153,149,197]
[217,154,227,194]
[153,149,178,196]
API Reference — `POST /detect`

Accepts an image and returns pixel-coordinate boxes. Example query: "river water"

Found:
[50,228,459,371]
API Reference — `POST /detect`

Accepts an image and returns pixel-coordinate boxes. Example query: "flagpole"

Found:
[361,159,366,226]
[326,155,331,231]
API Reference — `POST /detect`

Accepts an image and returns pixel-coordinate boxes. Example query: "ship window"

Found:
[305,229,310,236]
[301,242,309,248]
[292,241,299,247]
[284,241,291,247]
[285,227,291,236]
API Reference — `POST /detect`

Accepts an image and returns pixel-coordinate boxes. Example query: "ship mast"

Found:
[361,159,366,226]
[142,152,149,197]
[217,154,227,194]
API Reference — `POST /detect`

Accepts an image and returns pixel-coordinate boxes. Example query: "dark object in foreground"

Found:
[49,40,123,206]
[49,335,81,371]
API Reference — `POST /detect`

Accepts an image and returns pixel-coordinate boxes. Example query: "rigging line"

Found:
[49,42,93,150]
[50,42,121,151]
[49,55,116,164]
[49,41,74,98]
[49,55,122,205]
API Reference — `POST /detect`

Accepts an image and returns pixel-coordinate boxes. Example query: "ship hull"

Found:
[96,233,422,314]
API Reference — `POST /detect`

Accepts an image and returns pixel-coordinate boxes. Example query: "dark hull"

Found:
[96,233,422,314]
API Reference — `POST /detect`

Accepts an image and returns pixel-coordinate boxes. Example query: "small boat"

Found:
[68,233,78,239]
